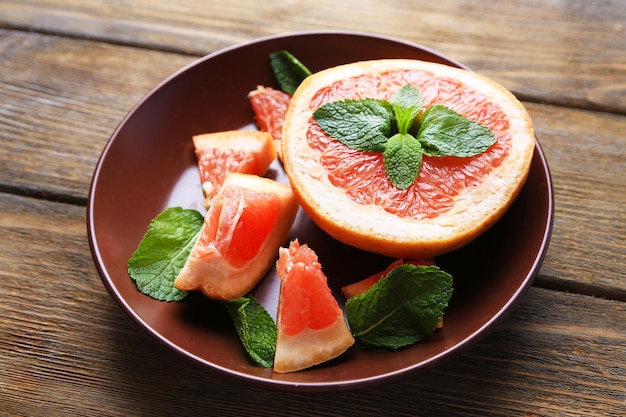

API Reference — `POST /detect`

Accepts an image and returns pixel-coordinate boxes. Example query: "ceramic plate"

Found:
[87,31,554,392]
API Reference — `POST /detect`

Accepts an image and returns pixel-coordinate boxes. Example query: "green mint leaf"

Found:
[391,84,423,134]
[127,207,203,302]
[313,98,393,153]
[417,105,497,157]
[269,50,312,95]
[224,295,277,368]
[383,133,423,190]
[345,264,453,352]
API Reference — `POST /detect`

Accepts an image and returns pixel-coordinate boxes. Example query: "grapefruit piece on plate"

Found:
[341,258,434,299]
[248,86,291,158]
[174,173,298,300]
[281,59,536,258]
[193,130,277,205]
[274,239,354,373]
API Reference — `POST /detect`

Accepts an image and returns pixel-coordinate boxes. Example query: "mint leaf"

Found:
[312,82,498,190]
[313,98,393,153]
[270,50,312,95]
[417,105,496,157]
[383,133,423,190]
[391,84,423,134]
[345,265,453,352]
[224,295,277,368]
[127,207,203,302]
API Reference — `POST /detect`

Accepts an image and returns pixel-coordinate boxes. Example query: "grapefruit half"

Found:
[274,239,354,373]
[281,59,535,258]
[174,173,298,300]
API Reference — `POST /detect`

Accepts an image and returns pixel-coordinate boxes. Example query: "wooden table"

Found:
[1,1,624,415]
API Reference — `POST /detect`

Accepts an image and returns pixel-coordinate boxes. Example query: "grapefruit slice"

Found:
[341,258,434,299]
[193,130,276,205]
[281,59,536,258]
[274,239,354,373]
[174,173,298,300]
[248,86,291,158]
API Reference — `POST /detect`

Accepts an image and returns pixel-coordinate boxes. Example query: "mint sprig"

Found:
[313,83,497,189]
[270,50,312,95]
[418,105,496,157]
[224,295,278,368]
[345,264,453,352]
[127,207,203,301]
[311,98,392,153]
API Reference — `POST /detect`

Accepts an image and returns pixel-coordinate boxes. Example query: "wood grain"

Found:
[1,2,625,414]
[0,29,194,203]
[1,0,625,113]
[0,30,624,299]
[1,193,624,417]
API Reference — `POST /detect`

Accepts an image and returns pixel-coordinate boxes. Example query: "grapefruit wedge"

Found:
[174,173,298,300]
[341,258,434,299]
[274,239,354,373]
[193,130,276,205]
[248,86,291,158]
[281,59,536,258]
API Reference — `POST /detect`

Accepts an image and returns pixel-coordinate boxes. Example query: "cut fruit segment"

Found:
[281,59,536,258]
[274,239,354,373]
[174,173,298,301]
[248,86,292,158]
[341,258,435,299]
[193,130,277,205]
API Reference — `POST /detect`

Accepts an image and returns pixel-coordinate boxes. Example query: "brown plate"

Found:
[87,31,554,392]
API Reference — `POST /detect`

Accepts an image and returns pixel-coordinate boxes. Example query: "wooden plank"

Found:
[0,29,195,202]
[1,193,624,416]
[529,103,626,301]
[1,0,625,113]
[0,30,624,298]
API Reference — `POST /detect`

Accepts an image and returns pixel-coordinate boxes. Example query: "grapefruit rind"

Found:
[174,173,298,301]
[273,321,355,374]
[281,59,535,258]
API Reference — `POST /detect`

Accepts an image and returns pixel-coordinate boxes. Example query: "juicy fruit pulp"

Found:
[307,70,511,219]
[273,240,354,373]
[248,86,291,158]
[281,59,535,258]
[174,173,298,300]
[193,130,276,203]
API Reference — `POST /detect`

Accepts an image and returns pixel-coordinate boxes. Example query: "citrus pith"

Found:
[281,59,535,258]
[174,173,298,300]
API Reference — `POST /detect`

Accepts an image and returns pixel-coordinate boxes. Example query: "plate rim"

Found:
[86,30,555,392]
